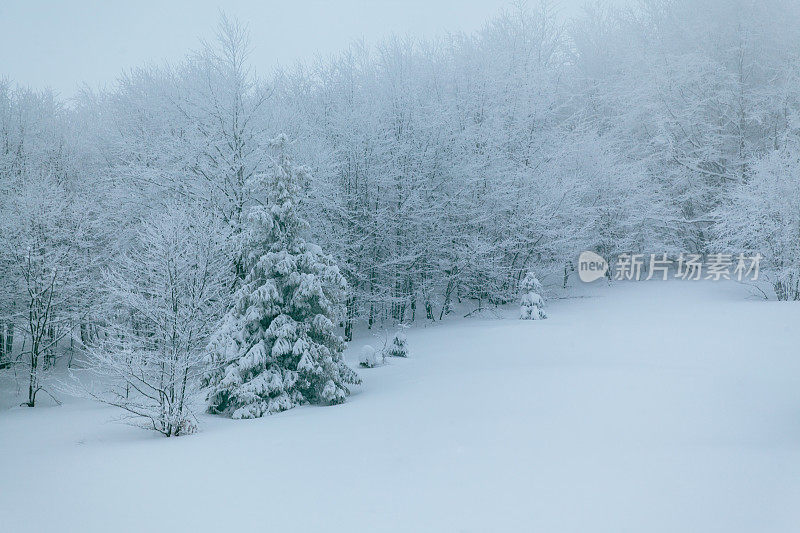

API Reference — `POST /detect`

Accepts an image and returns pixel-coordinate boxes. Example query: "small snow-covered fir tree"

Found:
[385,331,408,358]
[519,271,547,320]
[203,136,360,419]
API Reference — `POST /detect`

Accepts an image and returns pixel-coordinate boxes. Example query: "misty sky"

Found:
[0,0,591,98]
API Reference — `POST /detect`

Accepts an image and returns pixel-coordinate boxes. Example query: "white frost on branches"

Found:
[80,204,230,436]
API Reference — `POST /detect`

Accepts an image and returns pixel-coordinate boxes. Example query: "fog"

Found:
[0,0,596,97]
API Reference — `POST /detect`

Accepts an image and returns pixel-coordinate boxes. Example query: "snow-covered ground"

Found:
[1,280,799,532]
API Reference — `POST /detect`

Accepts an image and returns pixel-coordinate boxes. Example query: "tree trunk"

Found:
[344,296,355,342]
[27,339,39,407]
[563,260,574,289]
[0,321,5,367]
[425,300,435,321]
[440,274,456,321]
[44,325,55,369]
[81,321,90,345]
[0,317,14,369]
[6,321,12,358]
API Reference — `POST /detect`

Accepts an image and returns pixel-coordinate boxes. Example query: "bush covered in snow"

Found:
[519,272,547,320]
[358,345,383,368]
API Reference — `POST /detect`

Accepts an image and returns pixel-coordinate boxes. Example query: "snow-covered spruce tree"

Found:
[203,136,360,419]
[385,332,408,358]
[519,272,547,320]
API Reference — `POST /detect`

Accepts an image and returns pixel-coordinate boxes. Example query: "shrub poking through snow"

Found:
[385,332,408,358]
[519,271,547,320]
[359,345,382,368]
[203,137,360,419]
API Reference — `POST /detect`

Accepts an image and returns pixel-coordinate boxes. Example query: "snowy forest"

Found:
[2,1,800,530]
[3,0,800,416]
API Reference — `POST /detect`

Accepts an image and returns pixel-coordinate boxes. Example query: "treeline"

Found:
[2,0,800,396]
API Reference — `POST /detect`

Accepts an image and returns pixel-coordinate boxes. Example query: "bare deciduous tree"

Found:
[80,204,230,436]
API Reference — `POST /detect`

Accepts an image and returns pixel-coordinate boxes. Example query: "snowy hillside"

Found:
[2,280,798,532]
